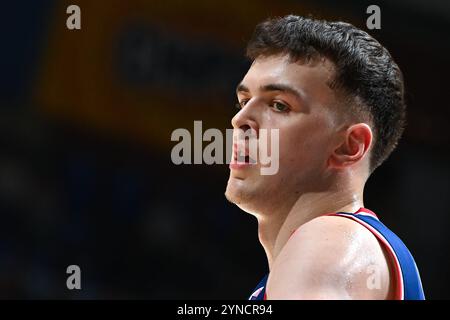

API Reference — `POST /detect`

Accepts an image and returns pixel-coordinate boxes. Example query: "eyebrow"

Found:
[236,82,306,103]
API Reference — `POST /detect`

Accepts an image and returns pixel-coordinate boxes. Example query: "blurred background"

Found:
[0,0,449,299]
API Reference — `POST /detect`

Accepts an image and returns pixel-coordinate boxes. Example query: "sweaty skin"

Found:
[225,54,394,299]
[267,215,394,299]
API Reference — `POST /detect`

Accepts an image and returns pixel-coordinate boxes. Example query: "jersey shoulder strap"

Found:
[248,274,268,300]
[329,208,425,300]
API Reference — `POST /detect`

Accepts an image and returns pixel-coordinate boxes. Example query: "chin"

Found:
[225,176,244,202]
[225,175,266,215]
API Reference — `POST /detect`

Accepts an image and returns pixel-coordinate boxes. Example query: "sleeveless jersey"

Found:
[248,207,425,300]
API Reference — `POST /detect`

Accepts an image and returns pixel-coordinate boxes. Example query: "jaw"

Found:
[225,175,247,204]
[225,172,283,216]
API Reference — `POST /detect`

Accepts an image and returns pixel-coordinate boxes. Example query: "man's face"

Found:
[225,54,343,214]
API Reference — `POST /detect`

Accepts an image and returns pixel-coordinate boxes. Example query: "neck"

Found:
[256,181,364,270]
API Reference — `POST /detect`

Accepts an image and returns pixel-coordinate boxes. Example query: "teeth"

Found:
[237,154,246,163]
[235,154,257,164]
[234,142,257,164]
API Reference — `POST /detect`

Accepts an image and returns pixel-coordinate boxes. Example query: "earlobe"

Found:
[328,123,372,169]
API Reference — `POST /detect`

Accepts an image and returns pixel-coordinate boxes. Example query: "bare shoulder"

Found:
[267,215,393,300]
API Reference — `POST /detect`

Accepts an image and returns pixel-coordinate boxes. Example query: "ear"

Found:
[328,123,373,169]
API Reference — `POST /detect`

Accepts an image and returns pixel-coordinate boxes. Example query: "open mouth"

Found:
[233,143,257,164]
[236,154,256,164]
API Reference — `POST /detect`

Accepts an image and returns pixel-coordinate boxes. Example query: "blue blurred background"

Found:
[0,0,449,299]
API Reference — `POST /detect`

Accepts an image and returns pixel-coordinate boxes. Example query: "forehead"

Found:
[241,54,337,104]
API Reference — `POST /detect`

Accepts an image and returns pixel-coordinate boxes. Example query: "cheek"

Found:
[278,117,331,169]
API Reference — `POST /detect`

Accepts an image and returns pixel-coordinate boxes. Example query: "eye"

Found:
[270,101,289,112]
[236,99,249,109]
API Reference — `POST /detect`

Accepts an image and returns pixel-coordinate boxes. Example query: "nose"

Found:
[231,101,259,135]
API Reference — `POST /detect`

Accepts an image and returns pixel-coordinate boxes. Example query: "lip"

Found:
[230,143,256,170]
[229,162,253,170]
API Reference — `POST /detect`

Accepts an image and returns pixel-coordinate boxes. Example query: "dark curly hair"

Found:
[246,15,406,172]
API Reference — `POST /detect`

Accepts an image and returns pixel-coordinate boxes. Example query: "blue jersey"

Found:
[248,207,425,300]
